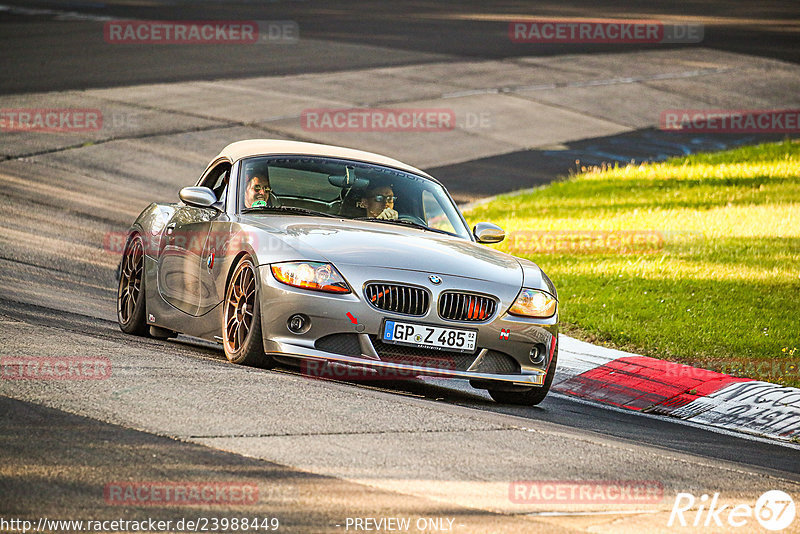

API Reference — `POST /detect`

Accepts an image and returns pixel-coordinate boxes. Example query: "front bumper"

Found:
[257,264,557,387]
[269,340,548,386]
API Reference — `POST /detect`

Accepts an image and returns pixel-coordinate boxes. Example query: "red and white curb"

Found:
[555,335,800,442]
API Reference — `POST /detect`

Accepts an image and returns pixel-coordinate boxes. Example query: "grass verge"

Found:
[464,140,800,386]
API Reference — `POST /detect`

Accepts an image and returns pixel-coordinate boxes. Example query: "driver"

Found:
[359,185,398,220]
[244,173,273,208]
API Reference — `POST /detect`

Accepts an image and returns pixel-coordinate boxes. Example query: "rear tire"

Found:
[488,340,558,406]
[117,234,149,336]
[222,257,275,368]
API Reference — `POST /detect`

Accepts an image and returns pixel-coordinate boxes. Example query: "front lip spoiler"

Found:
[267,346,546,387]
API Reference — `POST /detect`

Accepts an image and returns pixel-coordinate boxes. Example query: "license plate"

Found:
[382,320,477,353]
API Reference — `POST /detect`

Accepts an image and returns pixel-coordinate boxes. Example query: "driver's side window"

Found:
[199,162,231,206]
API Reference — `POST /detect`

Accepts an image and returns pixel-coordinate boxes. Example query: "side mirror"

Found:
[179,186,218,209]
[473,222,505,244]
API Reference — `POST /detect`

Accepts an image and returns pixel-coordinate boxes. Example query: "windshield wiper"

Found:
[354,217,453,236]
[242,206,337,218]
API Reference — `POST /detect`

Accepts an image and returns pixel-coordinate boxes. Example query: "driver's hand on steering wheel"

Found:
[376,208,398,220]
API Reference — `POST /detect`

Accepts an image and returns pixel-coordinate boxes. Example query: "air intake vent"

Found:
[472,350,520,374]
[438,292,497,322]
[315,334,362,357]
[368,335,475,371]
[365,283,429,316]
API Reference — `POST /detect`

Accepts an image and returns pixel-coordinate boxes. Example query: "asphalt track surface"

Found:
[1,1,800,532]
[1,0,799,94]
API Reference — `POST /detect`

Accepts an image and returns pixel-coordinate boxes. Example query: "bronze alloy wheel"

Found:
[117,234,148,335]
[222,258,272,367]
[224,259,256,353]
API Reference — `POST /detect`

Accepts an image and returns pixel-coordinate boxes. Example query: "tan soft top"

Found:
[216,139,433,179]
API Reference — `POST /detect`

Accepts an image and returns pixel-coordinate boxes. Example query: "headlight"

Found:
[508,289,557,318]
[270,261,351,293]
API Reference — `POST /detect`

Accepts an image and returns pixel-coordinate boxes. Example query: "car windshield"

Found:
[238,156,471,239]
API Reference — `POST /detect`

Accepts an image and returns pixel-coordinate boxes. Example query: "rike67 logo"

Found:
[669,490,796,531]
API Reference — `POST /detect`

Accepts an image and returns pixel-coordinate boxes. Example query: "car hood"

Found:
[241,215,525,284]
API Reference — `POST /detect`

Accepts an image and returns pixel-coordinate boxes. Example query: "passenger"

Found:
[359,185,398,220]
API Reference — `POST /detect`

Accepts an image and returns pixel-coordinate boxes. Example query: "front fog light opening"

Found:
[287,314,310,334]
[529,343,547,365]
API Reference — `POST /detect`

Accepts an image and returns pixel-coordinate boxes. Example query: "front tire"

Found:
[222,257,275,368]
[488,341,558,406]
[117,234,149,335]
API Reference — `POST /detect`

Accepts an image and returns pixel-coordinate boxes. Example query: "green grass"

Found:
[465,140,800,386]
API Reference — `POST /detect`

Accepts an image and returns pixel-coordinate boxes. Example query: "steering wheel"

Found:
[399,214,427,226]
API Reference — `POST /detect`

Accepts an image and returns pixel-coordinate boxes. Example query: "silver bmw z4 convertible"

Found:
[117,139,559,405]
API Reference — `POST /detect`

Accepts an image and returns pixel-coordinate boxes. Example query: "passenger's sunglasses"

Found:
[372,195,397,202]
[252,185,272,193]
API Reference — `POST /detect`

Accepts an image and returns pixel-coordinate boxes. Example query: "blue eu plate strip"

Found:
[384,321,395,340]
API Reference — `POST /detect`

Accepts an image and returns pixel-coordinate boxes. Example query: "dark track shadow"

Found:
[432,129,796,201]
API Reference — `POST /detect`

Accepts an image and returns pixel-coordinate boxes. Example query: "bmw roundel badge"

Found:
[429,275,442,285]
